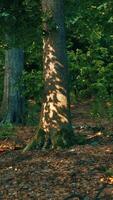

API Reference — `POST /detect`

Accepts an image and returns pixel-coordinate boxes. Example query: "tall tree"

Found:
[24,0,75,151]
[0,47,24,124]
[0,1,25,124]
[0,0,40,124]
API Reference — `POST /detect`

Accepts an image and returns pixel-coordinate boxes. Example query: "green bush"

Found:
[68,46,113,100]
[90,97,113,120]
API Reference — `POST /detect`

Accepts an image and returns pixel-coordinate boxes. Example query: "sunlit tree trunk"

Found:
[0,48,24,124]
[24,0,75,151]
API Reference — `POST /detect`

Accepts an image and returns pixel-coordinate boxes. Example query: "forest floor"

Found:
[0,100,113,200]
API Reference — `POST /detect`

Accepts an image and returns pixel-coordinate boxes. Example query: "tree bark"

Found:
[23,0,75,151]
[0,48,24,124]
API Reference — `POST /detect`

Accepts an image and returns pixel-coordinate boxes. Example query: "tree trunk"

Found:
[0,48,24,124]
[23,0,75,151]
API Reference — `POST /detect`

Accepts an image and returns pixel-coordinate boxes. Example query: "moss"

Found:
[23,126,77,152]
[62,127,76,147]
[23,129,45,152]
[74,134,87,145]
[37,129,45,148]
[23,139,36,152]
[51,126,76,149]
[51,133,65,149]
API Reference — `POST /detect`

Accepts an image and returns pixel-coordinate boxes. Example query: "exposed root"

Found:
[23,127,76,152]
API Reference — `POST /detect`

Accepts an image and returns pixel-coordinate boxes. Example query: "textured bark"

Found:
[23,0,75,151]
[0,48,24,124]
[41,0,71,130]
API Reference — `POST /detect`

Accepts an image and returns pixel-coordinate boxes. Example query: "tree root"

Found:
[23,127,76,152]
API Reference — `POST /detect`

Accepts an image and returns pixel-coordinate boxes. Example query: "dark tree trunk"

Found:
[23,0,75,151]
[0,48,24,124]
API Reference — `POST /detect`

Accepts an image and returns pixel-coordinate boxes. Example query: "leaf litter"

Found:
[0,101,113,200]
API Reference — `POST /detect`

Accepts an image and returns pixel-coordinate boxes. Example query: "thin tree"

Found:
[24,0,75,151]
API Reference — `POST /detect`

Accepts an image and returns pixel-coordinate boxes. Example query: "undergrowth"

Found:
[0,123,16,139]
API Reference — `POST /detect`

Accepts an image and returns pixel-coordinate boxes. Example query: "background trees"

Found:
[0,1,113,199]
[0,0,41,124]
[66,0,113,101]
[0,1,112,129]
[0,48,24,124]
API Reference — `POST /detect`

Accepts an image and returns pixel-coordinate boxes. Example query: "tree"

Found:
[0,1,25,124]
[0,47,24,124]
[0,0,40,124]
[24,0,75,151]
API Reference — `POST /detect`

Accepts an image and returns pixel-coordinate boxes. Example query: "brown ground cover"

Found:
[0,100,113,200]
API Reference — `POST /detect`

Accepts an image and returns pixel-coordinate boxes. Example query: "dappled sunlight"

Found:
[100,177,113,185]
[96,131,103,136]
[56,91,67,107]
[87,131,103,139]
[41,37,70,133]
[105,148,112,153]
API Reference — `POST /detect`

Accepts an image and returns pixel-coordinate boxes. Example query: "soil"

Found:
[0,100,113,200]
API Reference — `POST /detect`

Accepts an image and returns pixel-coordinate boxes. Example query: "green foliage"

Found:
[21,69,43,125]
[0,0,113,129]
[0,48,4,102]
[22,70,43,103]
[100,167,113,176]
[0,0,41,48]
[0,123,15,139]
[90,97,113,120]
[0,67,4,103]
[66,0,113,104]
[25,102,40,126]
[68,45,113,100]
